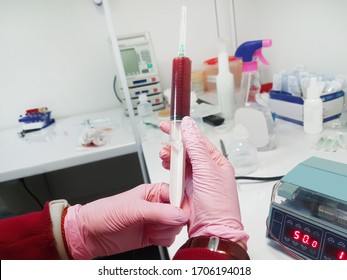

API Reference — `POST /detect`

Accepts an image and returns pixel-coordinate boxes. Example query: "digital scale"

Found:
[267,157,347,260]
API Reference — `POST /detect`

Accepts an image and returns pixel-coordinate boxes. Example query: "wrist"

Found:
[61,207,74,259]
[63,204,94,260]
[180,236,250,260]
[190,224,249,250]
[49,199,70,260]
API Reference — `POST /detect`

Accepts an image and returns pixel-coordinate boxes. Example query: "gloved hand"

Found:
[63,183,188,259]
[160,117,249,248]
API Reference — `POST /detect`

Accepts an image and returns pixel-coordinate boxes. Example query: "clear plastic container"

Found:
[191,70,205,95]
[136,93,156,139]
[203,56,242,92]
[227,124,258,175]
[248,100,276,151]
[137,93,153,117]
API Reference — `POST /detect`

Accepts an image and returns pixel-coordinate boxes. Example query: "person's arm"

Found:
[0,183,188,260]
[159,117,250,260]
[62,183,187,260]
[0,200,68,260]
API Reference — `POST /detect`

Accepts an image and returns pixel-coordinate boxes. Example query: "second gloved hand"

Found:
[160,117,249,248]
[63,183,188,259]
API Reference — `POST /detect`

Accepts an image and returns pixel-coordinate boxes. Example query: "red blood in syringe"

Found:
[170,56,191,121]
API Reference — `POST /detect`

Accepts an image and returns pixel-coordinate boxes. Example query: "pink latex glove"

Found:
[160,117,249,248]
[63,183,188,259]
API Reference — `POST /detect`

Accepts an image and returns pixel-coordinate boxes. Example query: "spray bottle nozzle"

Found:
[235,39,272,73]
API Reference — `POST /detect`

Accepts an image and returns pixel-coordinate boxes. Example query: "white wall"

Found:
[233,0,347,83]
[0,0,118,130]
[2,0,346,130]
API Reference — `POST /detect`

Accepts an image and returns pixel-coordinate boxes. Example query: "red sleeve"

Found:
[0,202,60,260]
[173,248,230,260]
[172,236,250,260]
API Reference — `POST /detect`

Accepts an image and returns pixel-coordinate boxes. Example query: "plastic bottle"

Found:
[234,39,272,108]
[246,71,261,103]
[191,71,205,95]
[304,77,323,134]
[137,93,153,117]
[136,93,155,139]
[216,40,236,121]
[227,124,258,175]
[233,39,276,151]
[203,56,242,92]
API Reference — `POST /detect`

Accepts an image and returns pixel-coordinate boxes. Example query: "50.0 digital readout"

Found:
[286,228,319,249]
[286,228,347,259]
[293,229,319,248]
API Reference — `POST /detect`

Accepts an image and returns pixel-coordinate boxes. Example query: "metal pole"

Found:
[101,0,149,183]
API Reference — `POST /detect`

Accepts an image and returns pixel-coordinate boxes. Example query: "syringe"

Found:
[169,6,191,207]
[293,189,347,229]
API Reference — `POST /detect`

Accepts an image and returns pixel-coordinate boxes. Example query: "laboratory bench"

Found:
[141,116,347,260]
[0,108,137,183]
[0,108,145,209]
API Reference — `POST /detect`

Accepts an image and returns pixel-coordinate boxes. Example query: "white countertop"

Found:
[0,109,137,183]
[141,117,347,260]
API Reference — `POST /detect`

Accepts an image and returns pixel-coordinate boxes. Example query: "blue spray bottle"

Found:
[234,39,275,151]
[234,39,272,108]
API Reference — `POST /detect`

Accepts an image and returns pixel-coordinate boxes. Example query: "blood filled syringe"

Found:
[169,6,191,207]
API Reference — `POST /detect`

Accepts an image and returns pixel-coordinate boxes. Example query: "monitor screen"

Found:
[121,48,139,76]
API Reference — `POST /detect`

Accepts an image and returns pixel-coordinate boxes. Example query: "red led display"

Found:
[286,228,347,260]
[281,216,347,260]
[325,244,347,260]
[291,229,319,248]
[338,251,346,260]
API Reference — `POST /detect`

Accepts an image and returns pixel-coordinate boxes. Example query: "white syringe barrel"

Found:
[169,121,186,207]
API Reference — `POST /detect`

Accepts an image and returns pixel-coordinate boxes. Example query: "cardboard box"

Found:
[269,90,345,125]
